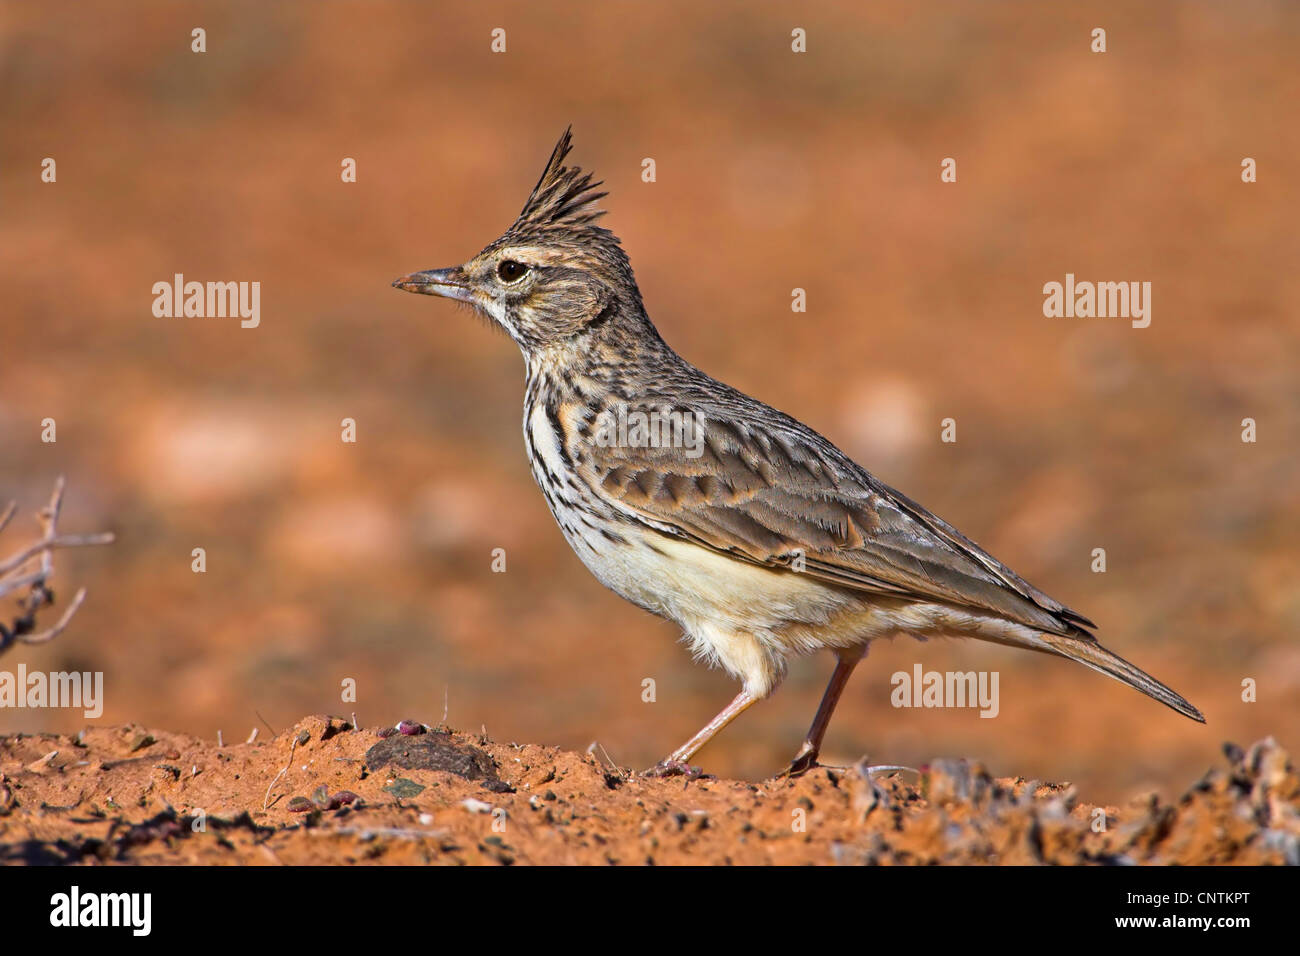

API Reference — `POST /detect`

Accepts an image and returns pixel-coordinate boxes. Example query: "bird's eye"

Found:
[497,260,528,283]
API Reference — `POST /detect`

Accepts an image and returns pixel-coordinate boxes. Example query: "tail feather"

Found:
[1039,633,1205,723]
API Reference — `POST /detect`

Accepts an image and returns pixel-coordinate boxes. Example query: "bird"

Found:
[392,129,1204,777]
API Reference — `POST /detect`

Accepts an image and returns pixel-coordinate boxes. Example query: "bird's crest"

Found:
[509,128,611,242]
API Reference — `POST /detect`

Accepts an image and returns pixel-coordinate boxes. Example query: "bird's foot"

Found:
[644,759,708,780]
[776,745,821,779]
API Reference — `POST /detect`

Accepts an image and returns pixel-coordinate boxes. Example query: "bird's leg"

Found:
[779,645,866,778]
[645,689,758,777]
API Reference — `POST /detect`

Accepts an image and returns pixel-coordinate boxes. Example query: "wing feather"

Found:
[571,378,1095,639]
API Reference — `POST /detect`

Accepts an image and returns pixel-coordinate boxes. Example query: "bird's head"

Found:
[393,128,643,354]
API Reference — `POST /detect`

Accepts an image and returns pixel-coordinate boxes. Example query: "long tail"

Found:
[1038,633,1205,722]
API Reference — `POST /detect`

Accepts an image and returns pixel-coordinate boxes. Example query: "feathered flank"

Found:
[510,127,611,242]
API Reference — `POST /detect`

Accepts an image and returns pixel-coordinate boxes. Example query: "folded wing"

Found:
[575,389,1096,640]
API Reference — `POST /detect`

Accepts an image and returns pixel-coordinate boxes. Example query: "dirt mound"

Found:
[1,718,1295,865]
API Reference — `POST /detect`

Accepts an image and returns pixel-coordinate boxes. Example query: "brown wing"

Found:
[574,397,1095,638]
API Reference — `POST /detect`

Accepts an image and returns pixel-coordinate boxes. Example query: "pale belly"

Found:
[571,523,851,638]
[555,510,892,696]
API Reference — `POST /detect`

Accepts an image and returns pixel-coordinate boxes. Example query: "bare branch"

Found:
[17,587,88,646]
[0,477,113,656]
[0,570,46,601]
[0,532,117,579]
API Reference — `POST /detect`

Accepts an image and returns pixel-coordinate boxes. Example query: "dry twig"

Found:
[0,477,113,655]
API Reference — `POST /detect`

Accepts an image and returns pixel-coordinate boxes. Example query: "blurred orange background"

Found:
[2,1,1296,804]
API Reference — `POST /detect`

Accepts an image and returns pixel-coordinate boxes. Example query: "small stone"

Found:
[381,777,425,799]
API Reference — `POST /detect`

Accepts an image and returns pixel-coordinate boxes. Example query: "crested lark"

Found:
[393,130,1203,776]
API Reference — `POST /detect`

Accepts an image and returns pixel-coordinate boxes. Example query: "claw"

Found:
[860,764,916,777]
[777,751,821,778]
[776,740,822,778]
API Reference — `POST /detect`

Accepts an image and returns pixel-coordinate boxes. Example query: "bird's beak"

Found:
[391,266,474,303]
